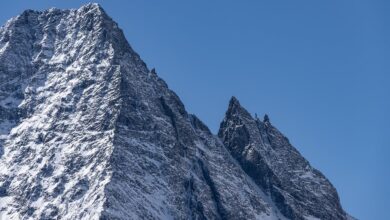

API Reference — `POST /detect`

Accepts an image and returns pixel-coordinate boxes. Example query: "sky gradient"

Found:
[0,1,388,219]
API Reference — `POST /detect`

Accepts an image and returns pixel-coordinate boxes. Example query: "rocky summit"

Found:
[0,3,353,220]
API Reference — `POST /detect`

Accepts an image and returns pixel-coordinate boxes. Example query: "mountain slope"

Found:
[0,3,352,220]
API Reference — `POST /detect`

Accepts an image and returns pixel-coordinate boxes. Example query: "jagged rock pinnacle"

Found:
[264,114,270,123]
[228,96,240,108]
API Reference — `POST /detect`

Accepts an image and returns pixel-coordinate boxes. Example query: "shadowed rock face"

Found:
[218,97,348,220]
[0,3,352,220]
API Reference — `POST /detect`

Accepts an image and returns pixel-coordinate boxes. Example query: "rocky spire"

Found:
[263,114,270,123]
[227,96,241,112]
[225,96,252,119]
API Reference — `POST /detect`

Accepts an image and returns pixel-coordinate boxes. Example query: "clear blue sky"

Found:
[1,1,388,219]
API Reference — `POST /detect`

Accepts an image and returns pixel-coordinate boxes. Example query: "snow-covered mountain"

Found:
[0,3,352,220]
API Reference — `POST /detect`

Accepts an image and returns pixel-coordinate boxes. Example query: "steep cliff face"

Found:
[0,3,352,220]
[218,97,348,220]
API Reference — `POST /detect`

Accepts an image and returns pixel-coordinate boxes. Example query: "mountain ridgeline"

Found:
[0,3,353,220]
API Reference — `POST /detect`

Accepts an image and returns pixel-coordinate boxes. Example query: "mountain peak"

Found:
[227,96,241,111]
[225,96,254,123]
[229,96,240,105]
[79,2,104,12]
[18,3,104,18]
[219,100,349,220]
[76,3,111,23]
